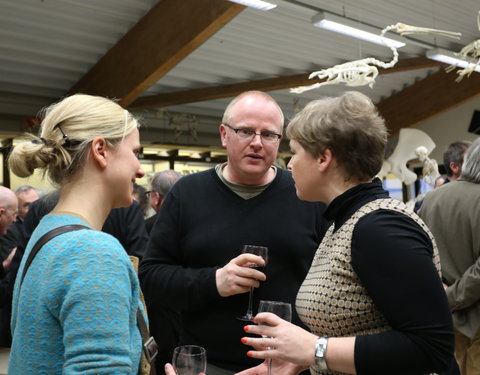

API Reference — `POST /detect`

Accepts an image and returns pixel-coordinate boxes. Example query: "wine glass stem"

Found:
[268,358,273,375]
[246,286,254,319]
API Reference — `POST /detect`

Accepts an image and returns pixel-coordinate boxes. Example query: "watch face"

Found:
[316,338,327,357]
[315,338,328,370]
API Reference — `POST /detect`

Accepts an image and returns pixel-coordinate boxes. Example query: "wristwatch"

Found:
[315,337,328,371]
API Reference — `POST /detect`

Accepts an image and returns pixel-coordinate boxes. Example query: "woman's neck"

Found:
[324,168,372,205]
[53,182,111,230]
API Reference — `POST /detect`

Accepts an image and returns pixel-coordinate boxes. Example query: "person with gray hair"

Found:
[419,137,480,375]
[443,140,472,182]
[145,170,181,234]
[13,185,41,221]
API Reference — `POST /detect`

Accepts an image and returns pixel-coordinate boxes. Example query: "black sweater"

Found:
[140,168,328,371]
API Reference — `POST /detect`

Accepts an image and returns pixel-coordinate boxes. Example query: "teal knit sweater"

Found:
[9,214,143,374]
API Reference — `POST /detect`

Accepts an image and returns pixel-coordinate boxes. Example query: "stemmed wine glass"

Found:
[257,300,292,375]
[237,245,269,321]
[172,345,207,375]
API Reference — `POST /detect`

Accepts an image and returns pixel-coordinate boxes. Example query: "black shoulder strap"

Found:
[18,223,158,373]
[20,224,89,286]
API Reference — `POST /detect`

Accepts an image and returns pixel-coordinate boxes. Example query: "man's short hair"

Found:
[151,170,181,197]
[14,185,41,196]
[443,141,471,177]
[222,91,284,128]
[460,138,480,183]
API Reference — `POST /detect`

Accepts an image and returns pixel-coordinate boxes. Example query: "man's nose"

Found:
[250,133,263,146]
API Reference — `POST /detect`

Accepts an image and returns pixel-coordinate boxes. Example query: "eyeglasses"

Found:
[145,191,156,198]
[223,123,282,144]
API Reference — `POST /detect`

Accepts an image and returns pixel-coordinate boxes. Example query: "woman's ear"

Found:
[317,149,333,172]
[91,137,108,168]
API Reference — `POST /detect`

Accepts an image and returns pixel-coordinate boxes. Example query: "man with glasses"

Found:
[145,170,181,234]
[140,91,328,375]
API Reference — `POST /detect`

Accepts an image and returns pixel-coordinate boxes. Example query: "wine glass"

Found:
[172,345,207,375]
[237,245,269,321]
[257,300,292,375]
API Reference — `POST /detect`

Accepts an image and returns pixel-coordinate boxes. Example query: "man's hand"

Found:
[2,247,16,272]
[216,253,266,297]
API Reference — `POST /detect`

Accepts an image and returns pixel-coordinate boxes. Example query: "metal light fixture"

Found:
[426,48,480,73]
[228,0,277,11]
[312,11,406,49]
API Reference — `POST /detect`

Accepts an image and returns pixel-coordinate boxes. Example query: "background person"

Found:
[239,91,454,375]
[443,141,472,183]
[144,170,181,234]
[419,138,480,375]
[0,186,20,348]
[0,185,40,261]
[132,183,149,218]
[14,186,41,221]
[140,91,328,375]
[7,94,145,374]
[0,187,17,277]
[414,140,471,213]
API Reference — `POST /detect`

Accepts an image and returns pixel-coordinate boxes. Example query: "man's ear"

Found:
[450,161,461,177]
[317,149,333,172]
[0,208,5,217]
[220,124,228,148]
[91,137,108,168]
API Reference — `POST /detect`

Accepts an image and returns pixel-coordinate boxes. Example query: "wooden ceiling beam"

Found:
[129,57,442,109]
[377,68,480,137]
[68,0,244,106]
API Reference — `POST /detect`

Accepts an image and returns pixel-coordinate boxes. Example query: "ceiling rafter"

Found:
[377,68,480,137]
[68,0,245,106]
[129,57,442,109]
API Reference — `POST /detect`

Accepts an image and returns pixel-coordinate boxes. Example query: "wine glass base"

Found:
[236,315,254,322]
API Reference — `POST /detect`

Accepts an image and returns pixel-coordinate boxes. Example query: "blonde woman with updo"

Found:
[239,91,454,375]
[8,94,145,374]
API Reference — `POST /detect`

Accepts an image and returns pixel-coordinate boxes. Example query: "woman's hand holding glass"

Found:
[241,312,318,368]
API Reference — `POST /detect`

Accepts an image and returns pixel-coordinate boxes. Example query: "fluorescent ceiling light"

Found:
[312,11,406,49]
[228,0,276,11]
[426,48,480,72]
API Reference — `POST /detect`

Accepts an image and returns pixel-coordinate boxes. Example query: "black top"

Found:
[0,217,22,264]
[140,168,329,372]
[326,179,454,374]
[144,212,157,235]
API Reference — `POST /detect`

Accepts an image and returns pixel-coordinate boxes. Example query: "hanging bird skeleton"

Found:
[291,23,461,93]
[446,11,480,81]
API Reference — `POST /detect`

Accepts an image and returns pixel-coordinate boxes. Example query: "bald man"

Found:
[0,187,17,237]
[0,187,18,275]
